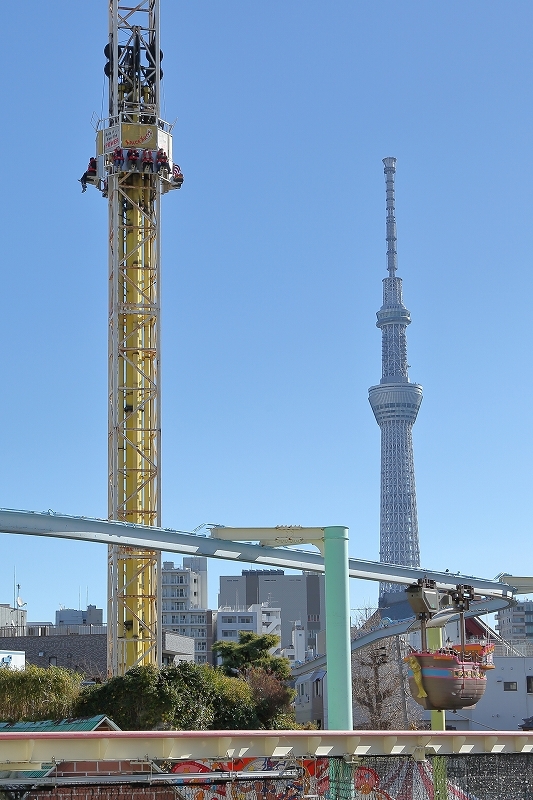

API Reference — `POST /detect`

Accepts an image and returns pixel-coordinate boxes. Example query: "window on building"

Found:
[163,602,184,612]
[238,616,253,624]
[196,642,207,651]
[196,655,207,663]
[49,656,57,666]
[163,574,186,585]
[222,630,237,637]
[222,616,236,624]
[504,682,518,691]
[527,676,533,694]
[162,587,187,598]
[308,614,320,623]
[313,679,322,697]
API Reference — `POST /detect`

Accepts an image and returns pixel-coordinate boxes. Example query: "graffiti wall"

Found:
[158,754,533,800]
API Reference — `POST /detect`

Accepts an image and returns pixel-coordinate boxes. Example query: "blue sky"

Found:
[1,1,532,620]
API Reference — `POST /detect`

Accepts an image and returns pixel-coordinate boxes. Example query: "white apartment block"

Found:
[216,605,282,650]
[161,558,213,664]
[495,600,533,643]
[281,621,307,664]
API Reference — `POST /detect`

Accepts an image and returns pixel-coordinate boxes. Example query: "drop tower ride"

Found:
[86,0,182,675]
[368,158,422,605]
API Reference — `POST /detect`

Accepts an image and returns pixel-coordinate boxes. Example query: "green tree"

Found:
[212,632,298,729]
[208,668,258,729]
[0,665,83,722]
[212,631,292,680]
[75,662,259,731]
[245,667,295,728]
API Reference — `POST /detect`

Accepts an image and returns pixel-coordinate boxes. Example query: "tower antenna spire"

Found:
[383,157,397,276]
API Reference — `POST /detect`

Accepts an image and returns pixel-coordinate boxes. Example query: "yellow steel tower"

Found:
[89,0,182,675]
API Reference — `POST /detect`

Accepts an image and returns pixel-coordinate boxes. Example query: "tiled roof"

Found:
[0,714,120,732]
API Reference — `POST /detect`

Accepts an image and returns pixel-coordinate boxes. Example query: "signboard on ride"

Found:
[103,125,120,152]
[121,124,158,149]
[97,124,170,158]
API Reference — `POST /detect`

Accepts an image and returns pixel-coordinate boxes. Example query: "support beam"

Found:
[0,731,532,763]
[0,510,515,599]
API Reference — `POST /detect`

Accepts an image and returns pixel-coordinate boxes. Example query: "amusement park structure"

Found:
[70,1,528,724]
[369,158,422,604]
[83,0,183,675]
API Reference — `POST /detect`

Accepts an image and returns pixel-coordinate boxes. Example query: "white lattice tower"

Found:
[368,158,422,603]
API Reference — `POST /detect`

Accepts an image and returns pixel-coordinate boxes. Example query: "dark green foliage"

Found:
[212,631,292,681]
[212,632,298,729]
[207,668,258,729]
[74,662,258,730]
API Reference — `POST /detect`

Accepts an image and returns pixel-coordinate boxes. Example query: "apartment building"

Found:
[215,605,282,648]
[496,600,533,643]
[161,558,214,663]
[218,569,325,652]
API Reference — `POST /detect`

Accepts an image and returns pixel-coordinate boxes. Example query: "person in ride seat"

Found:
[172,164,184,184]
[156,148,169,173]
[79,157,97,193]
[127,148,139,169]
[112,146,124,169]
[142,149,153,172]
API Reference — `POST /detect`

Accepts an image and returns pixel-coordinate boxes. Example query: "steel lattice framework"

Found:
[88,0,182,674]
[368,158,422,602]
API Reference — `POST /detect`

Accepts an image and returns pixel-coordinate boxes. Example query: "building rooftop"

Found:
[0,715,120,733]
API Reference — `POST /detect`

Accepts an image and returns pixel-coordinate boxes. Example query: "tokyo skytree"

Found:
[368,157,423,604]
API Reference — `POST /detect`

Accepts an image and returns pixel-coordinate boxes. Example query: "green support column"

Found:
[324,526,353,730]
[426,626,447,796]
[426,626,446,731]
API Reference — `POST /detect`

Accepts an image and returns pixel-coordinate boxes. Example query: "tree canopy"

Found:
[74,662,258,730]
[212,631,292,681]
[0,643,300,731]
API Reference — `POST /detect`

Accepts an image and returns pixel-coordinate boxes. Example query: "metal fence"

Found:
[0,625,107,637]
[157,754,533,800]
